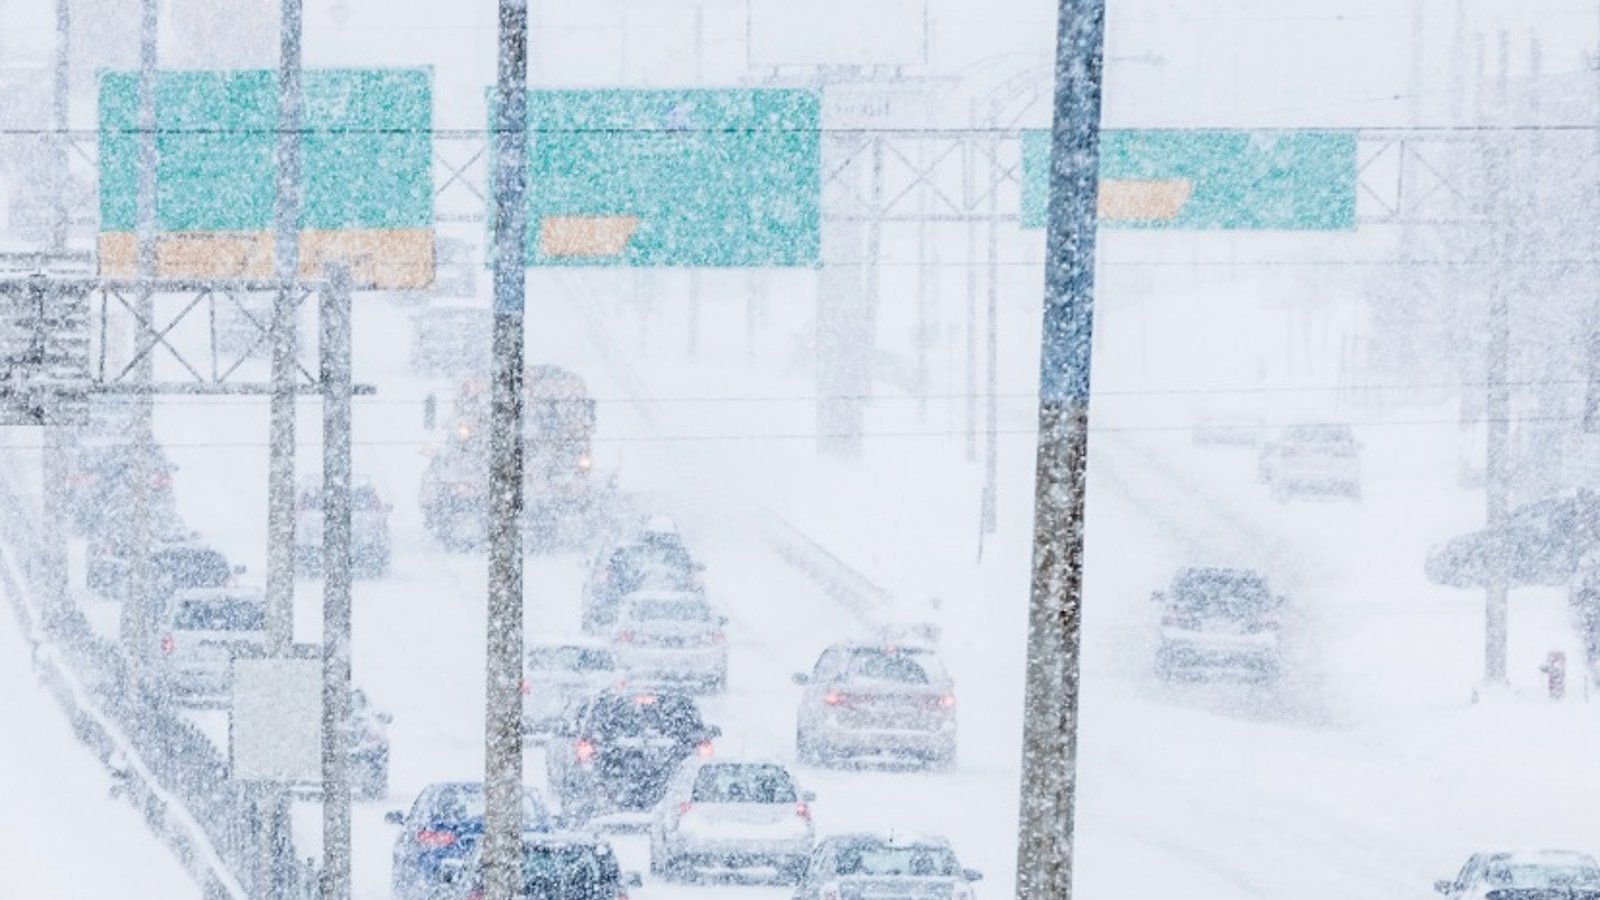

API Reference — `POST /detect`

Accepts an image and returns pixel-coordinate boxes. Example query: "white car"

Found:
[1257,423,1361,500]
[294,479,393,578]
[793,834,983,900]
[522,641,625,734]
[649,759,814,884]
[793,643,958,768]
[1435,849,1600,899]
[610,591,728,694]
[154,586,267,706]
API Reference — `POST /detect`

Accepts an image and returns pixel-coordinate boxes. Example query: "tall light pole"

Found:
[484,2,530,899]
[1014,0,1105,898]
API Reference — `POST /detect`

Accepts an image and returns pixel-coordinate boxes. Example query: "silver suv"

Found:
[793,643,957,769]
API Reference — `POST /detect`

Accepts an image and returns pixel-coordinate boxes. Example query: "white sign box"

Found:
[231,658,321,784]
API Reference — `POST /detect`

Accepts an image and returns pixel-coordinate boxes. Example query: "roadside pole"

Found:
[320,264,354,900]
[1014,1,1105,898]
[1482,31,1511,686]
[122,0,158,705]
[39,0,73,627]
[485,3,530,899]
[260,0,305,893]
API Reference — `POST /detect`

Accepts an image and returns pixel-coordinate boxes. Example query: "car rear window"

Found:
[1485,863,1600,889]
[843,649,946,684]
[624,598,711,622]
[172,597,265,632]
[423,785,546,827]
[521,843,618,897]
[691,764,797,803]
[528,647,615,672]
[589,695,703,739]
[155,550,232,588]
[1171,570,1272,617]
[835,844,959,877]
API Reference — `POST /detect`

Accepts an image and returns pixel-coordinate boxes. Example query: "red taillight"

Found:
[678,801,693,816]
[696,740,714,758]
[69,474,92,487]
[466,891,483,900]
[796,802,811,822]
[415,830,456,849]
[709,631,725,644]
[823,688,845,706]
[519,678,531,695]
[575,739,596,763]
[616,631,635,644]
[938,693,956,710]
[160,634,175,656]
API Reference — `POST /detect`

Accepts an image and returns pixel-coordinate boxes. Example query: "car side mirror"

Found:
[801,790,816,802]
[791,673,809,686]
[423,394,437,431]
[624,872,644,889]
[383,810,405,825]
[375,712,394,725]
[706,725,722,739]
[1433,880,1455,895]
[963,869,983,882]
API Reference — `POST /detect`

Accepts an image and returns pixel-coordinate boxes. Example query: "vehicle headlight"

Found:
[577,454,592,472]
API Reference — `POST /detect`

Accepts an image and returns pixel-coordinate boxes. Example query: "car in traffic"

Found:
[66,438,182,539]
[1256,422,1361,500]
[610,591,728,694]
[1434,849,1600,899]
[580,533,703,634]
[1152,566,1284,683]
[792,834,983,900]
[523,641,625,735]
[1426,491,1600,589]
[153,586,267,706]
[650,759,815,884]
[294,478,393,578]
[792,642,957,769]
[543,689,721,823]
[386,782,554,900]
[434,832,641,900]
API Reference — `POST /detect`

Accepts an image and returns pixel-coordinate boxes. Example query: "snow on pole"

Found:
[1014,1,1104,898]
[485,3,530,900]
[320,264,354,900]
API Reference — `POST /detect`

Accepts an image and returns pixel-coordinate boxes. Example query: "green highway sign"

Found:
[99,68,433,288]
[1021,129,1358,231]
[506,88,821,268]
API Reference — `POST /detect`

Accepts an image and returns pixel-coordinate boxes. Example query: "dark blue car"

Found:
[387,782,553,900]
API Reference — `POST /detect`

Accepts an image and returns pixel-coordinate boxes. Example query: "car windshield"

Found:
[691,764,797,803]
[520,843,618,895]
[613,544,695,580]
[154,550,232,588]
[625,598,711,622]
[842,649,947,684]
[172,597,265,632]
[589,695,703,739]
[528,647,615,672]
[1171,570,1272,617]
[424,785,545,827]
[835,843,959,878]
[1484,860,1600,888]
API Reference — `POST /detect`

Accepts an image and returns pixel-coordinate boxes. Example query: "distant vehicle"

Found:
[543,689,721,823]
[792,643,957,769]
[409,300,490,376]
[294,479,393,578]
[1152,566,1284,683]
[435,832,640,900]
[153,586,267,706]
[523,641,625,735]
[420,366,605,551]
[1190,415,1266,447]
[1257,423,1361,500]
[66,439,182,539]
[610,592,728,694]
[1426,492,1600,589]
[792,834,983,900]
[88,539,240,603]
[650,759,815,884]
[386,782,553,900]
[1434,849,1600,900]
[580,538,703,634]
[868,621,942,649]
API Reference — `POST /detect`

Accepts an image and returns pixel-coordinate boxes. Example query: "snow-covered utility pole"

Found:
[320,264,354,900]
[1482,30,1512,685]
[1014,0,1104,898]
[267,0,303,660]
[39,0,73,626]
[484,2,530,899]
[122,0,158,704]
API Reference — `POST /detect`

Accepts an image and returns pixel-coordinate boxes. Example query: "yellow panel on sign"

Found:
[98,229,435,290]
[538,216,641,259]
[1097,179,1194,223]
